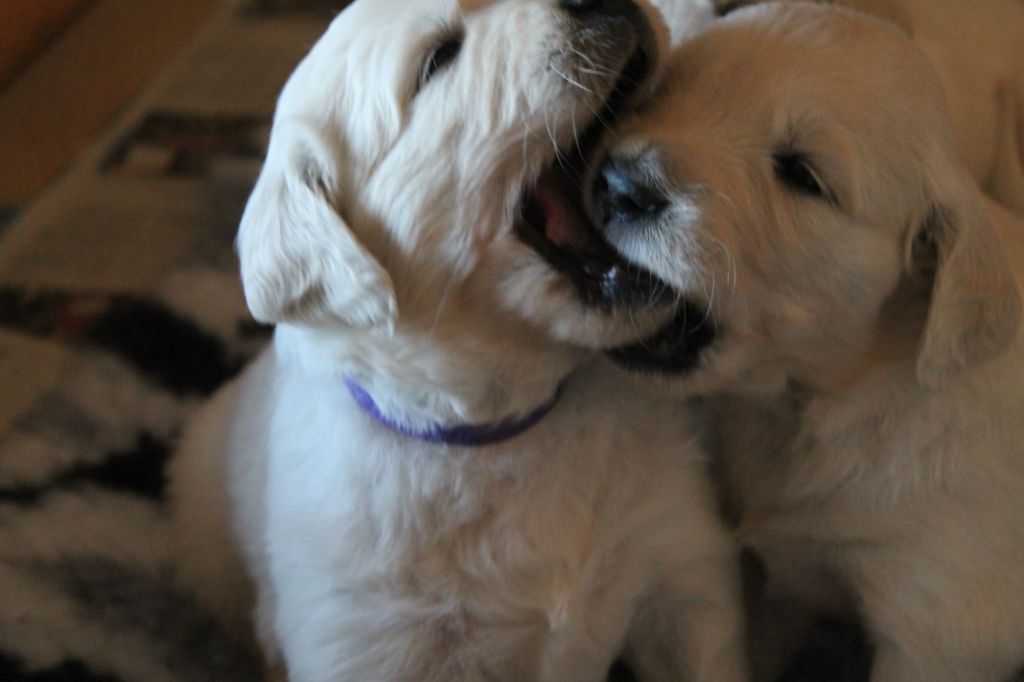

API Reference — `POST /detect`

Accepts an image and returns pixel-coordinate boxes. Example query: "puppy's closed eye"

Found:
[419,33,464,90]
[773,151,829,199]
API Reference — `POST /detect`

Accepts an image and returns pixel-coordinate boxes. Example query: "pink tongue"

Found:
[533,180,595,251]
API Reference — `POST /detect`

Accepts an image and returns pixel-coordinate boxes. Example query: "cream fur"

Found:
[169,0,747,680]
[593,3,1024,680]
[710,0,1024,217]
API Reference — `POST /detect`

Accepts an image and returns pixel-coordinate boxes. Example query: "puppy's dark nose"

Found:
[593,156,668,228]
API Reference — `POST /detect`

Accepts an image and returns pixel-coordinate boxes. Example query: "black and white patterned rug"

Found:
[0,3,334,680]
[0,1,903,680]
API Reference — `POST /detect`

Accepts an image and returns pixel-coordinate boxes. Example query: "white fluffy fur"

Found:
[649,0,717,48]
[596,3,1024,680]
[169,0,747,680]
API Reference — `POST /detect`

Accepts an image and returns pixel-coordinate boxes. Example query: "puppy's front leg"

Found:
[871,644,986,682]
[861,565,1022,682]
[870,625,1022,682]
[624,559,748,682]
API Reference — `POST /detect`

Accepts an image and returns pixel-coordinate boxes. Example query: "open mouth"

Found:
[512,42,720,372]
[513,46,668,311]
[513,41,718,373]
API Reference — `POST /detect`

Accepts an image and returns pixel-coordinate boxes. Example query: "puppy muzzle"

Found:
[593,154,670,230]
[591,153,719,374]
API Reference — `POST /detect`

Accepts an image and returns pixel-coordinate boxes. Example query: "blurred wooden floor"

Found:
[0,0,218,206]
[0,0,96,86]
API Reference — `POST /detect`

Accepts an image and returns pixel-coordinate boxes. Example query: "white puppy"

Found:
[712,0,1024,216]
[169,0,747,681]
[583,3,1024,681]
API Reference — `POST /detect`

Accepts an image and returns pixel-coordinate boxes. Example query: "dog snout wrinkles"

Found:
[594,155,668,229]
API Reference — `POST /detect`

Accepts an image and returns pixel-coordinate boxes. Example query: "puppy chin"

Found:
[498,259,675,350]
[551,303,673,349]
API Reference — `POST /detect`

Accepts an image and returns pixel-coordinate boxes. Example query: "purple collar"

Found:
[344,377,564,447]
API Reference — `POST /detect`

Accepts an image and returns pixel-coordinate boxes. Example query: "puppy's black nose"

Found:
[593,157,668,228]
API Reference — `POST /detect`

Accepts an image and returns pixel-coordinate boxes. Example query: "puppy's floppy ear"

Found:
[237,120,397,328]
[911,152,1021,388]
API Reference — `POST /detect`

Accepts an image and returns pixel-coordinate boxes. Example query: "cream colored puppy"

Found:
[714,0,1024,215]
[584,3,1024,680]
[169,0,747,680]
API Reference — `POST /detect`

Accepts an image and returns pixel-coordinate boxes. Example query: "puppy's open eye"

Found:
[419,34,463,90]
[773,152,827,199]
